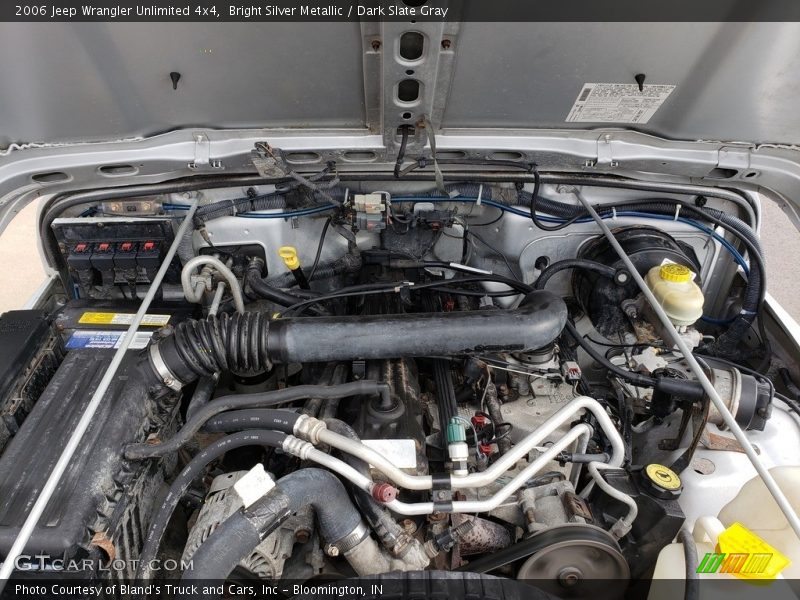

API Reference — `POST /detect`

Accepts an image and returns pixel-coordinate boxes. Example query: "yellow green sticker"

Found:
[78,312,170,327]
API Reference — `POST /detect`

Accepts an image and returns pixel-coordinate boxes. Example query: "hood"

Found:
[3,21,800,144]
[2,20,800,238]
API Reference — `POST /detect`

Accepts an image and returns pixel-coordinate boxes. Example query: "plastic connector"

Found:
[371,483,398,503]
[561,360,582,382]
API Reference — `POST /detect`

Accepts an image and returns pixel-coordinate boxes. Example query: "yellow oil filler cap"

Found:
[659,263,692,283]
[278,246,300,270]
[716,522,791,580]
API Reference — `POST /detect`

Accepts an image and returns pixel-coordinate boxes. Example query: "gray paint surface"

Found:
[0,22,366,145]
[4,22,800,145]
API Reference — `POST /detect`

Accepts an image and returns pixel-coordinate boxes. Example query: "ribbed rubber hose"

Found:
[148,292,567,390]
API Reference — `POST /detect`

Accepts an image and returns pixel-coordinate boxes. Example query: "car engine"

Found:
[0,160,796,598]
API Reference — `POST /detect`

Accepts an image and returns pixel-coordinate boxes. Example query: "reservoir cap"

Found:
[642,463,682,499]
[659,263,692,283]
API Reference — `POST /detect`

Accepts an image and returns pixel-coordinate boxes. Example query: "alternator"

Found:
[182,471,315,579]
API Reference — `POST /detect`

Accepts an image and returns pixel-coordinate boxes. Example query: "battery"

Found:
[0,350,179,564]
[54,300,196,351]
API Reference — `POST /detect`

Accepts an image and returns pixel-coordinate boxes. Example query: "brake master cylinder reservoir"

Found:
[645,263,704,326]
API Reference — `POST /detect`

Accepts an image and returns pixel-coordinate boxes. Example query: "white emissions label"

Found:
[566,83,676,124]
[362,439,418,469]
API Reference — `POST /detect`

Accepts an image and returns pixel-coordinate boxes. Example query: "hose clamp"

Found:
[331,521,370,556]
[148,344,183,392]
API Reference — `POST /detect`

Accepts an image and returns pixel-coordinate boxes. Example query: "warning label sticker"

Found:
[66,330,153,350]
[78,312,170,327]
[362,439,418,469]
[566,83,675,124]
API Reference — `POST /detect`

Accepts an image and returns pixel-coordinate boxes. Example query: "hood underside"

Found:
[4,20,800,243]
[3,21,800,146]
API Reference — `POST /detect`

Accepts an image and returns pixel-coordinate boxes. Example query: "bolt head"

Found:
[401,519,417,534]
[558,566,583,587]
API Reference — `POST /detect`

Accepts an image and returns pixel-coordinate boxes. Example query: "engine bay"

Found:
[1,162,799,597]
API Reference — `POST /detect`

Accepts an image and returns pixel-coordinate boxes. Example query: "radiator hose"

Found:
[146,290,568,392]
[181,468,367,581]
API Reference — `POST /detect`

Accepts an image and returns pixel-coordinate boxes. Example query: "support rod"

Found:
[572,189,800,540]
[0,199,199,585]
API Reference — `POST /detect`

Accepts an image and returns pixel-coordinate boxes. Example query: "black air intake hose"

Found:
[148,290,568,390]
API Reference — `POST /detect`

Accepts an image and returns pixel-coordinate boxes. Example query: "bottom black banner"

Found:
[3,575,800,600]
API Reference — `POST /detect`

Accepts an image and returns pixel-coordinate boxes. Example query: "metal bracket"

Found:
[700,427,760,454]
[251,142,288,178]
[717,146,752,172]
[188,133,223,171]
[595,134,619,168]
